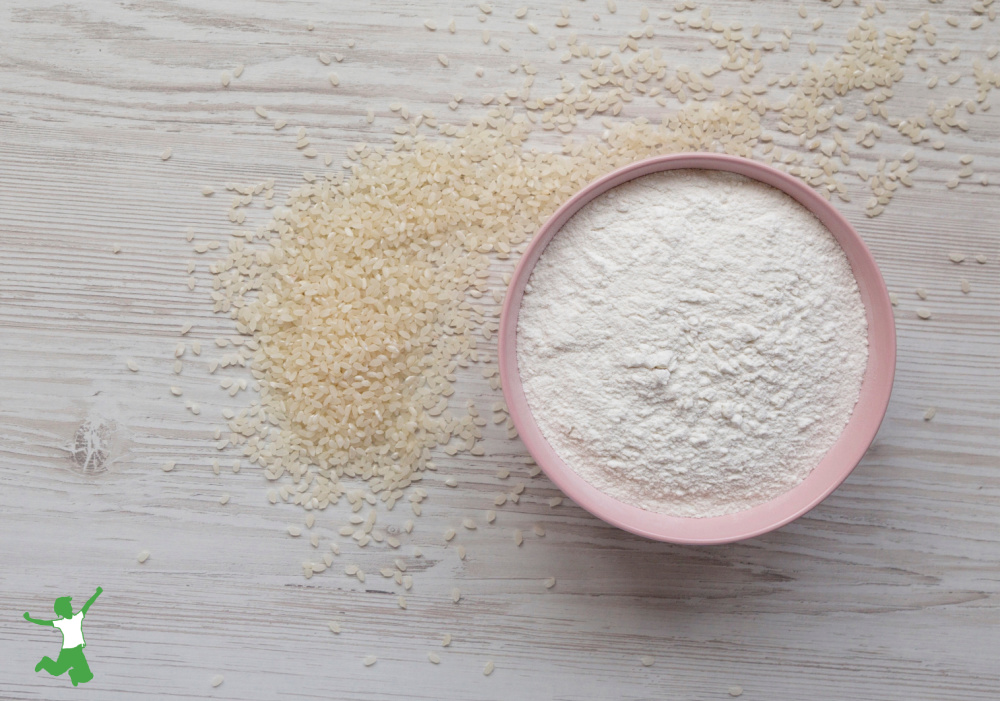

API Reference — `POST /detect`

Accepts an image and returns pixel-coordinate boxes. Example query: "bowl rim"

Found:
[497,153,897,544]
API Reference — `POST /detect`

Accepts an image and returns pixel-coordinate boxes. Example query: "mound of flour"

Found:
[516,169,868,517]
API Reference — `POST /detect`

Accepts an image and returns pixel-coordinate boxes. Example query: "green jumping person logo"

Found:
[23,586,102,686]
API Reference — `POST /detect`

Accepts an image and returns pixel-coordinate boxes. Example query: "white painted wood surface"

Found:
[1,1,998,699]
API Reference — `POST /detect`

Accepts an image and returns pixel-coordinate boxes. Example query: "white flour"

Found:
[517,170,869,517]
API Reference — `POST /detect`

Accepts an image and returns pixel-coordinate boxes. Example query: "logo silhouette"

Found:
[23,586,102,686]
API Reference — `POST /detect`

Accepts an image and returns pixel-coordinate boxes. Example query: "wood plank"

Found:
[1,0,998,699]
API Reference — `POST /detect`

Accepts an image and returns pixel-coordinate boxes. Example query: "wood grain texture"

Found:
[1,1,998,699]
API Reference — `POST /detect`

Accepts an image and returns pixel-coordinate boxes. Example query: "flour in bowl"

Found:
[516,169,869,517]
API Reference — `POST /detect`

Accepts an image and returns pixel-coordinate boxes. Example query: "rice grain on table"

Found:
[189,0,994,593]
[210,126,604,512]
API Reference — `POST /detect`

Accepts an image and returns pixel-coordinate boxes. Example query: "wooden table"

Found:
[1,1,997,699]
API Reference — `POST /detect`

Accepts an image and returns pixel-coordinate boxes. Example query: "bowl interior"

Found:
[498,153,896,544]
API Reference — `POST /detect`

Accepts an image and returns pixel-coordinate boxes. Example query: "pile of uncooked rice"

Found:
[195,4,997,526]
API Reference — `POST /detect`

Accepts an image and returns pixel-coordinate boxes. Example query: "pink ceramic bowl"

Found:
[498,153,896,544]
